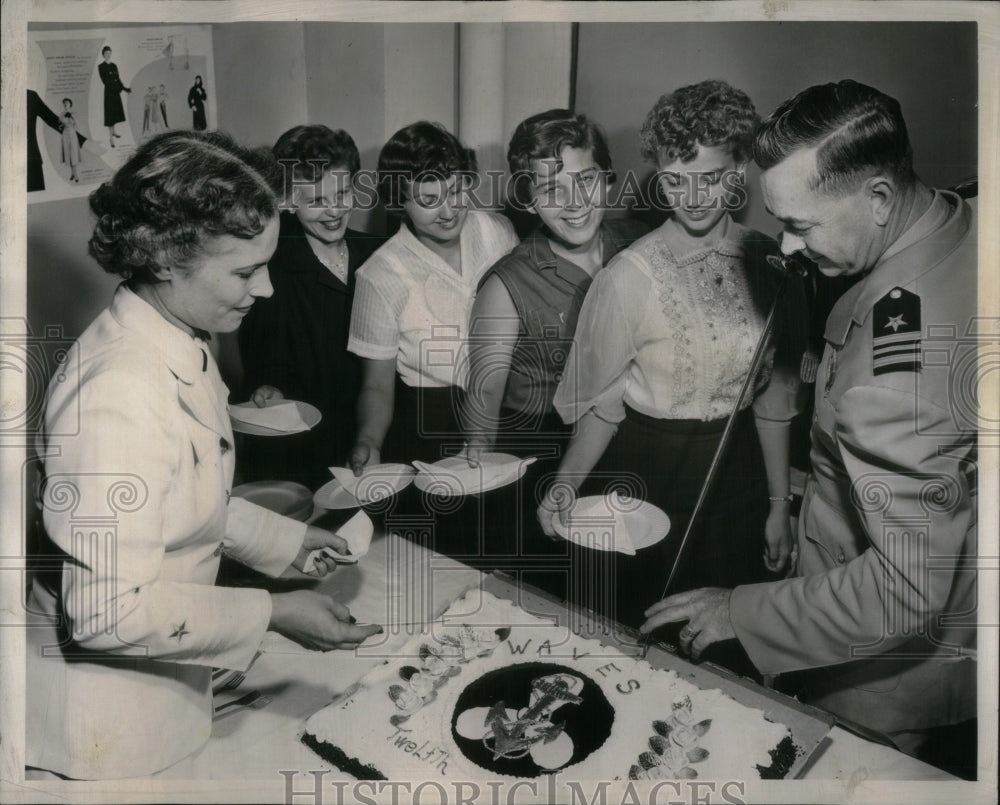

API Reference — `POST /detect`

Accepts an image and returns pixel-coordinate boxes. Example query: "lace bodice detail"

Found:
[553,221,789,424]
[642,234,774,419]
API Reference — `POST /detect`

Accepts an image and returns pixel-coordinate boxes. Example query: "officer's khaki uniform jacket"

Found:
[730,191,977,735]
[26,285,306,779]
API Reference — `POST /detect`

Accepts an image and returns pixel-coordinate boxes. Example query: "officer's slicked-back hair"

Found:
[753,79,915,196]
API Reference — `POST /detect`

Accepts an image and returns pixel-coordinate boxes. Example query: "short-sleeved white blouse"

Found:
[347,210,519,388]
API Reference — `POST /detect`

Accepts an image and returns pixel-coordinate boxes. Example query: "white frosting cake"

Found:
[303,590,796,781]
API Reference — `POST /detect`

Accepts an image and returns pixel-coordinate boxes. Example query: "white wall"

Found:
[502,23,574,148]
[213,22,308,149]
[384,24,457,138]
[458,23,574,195]
[574,21,978,233]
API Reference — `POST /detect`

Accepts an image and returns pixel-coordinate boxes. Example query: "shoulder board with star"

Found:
[872,286,921,375]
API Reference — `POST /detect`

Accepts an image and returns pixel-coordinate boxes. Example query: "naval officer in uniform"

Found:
[641,80,978,777]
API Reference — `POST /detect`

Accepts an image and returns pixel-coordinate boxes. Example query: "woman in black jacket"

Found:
[98,46,130,146]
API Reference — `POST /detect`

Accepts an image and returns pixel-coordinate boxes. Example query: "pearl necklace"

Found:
[315,240,349,281]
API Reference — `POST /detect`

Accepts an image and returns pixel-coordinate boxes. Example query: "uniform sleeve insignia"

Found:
[873,287,921,375]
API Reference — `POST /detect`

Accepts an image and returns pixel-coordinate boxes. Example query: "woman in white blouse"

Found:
[26,131,380,780]
[347,121,518,471]
[537,81,807,637]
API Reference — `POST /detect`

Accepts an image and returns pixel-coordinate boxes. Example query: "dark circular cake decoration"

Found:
[450,661,614,777]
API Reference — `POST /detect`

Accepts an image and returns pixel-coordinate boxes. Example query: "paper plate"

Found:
[229,400,322,436]
[413,453,533,497]
[301,510,374,573]
[231,480,314,522]
[553,494,670,554]
[313,463,415,510]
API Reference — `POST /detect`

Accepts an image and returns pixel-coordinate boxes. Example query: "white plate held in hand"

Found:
[229,400,321,435]
[553,493,670,555]
[413,453,535,497]
[313,464,415,510]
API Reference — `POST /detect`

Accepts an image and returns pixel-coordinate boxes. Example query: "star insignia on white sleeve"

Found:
[170,621,190,642]
[884,314,907,332]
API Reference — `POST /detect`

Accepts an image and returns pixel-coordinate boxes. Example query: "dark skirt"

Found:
[570,405,771,637]
[103,89,125,127]
[488,408,575,596]
[28,157,45,193]
[384,381,465,465]
[381,383,471,557]
[385,389,573,577]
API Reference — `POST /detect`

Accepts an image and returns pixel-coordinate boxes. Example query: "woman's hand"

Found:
[252,385,284,408]
[537,480,578,537]
[799,350,820,384]
[268,590,382,651]
[290,525,349,577]
[461,439,490,468]
[763,502,794,574]
[352,358,395,475]
[349,441,380,476]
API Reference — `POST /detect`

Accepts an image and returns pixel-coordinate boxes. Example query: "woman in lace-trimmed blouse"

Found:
[537,81,807,640]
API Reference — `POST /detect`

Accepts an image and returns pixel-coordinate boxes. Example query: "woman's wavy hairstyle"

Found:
[753,79,915,196]
[272,124,362,182]
[88,130,282,282]
[640,80,760,165]
[506,109,615,208]
[377,121,477,214]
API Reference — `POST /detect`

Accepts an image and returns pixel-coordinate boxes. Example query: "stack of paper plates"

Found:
[232,480,314,522]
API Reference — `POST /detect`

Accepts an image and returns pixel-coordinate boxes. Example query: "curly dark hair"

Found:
[272,124,362,181]
[753,79,914,195]
[639,80,760,165]
[377,121,477,214]
[88,130,282,283]
[506,108,615,207]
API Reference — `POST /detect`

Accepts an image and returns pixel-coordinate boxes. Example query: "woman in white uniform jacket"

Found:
[26,131,381,780]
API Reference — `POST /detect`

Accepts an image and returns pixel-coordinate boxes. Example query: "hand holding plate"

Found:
[252,385,284,408]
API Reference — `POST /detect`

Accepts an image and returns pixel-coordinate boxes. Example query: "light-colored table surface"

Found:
[156,531,956,784]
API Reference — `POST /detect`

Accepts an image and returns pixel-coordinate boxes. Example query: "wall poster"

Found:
[27,25,216,203]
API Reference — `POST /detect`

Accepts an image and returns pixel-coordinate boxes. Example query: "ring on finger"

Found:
[679,625,697,639]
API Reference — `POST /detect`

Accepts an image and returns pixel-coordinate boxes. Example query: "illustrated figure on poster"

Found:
[188,75,208,131]
[158,84,170,128]
[163,34,188,71]
[142,87,152,134]
[27,89,63,192]
[98,46,131,147]
[61,98,81,183]
[149,86,163,133]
